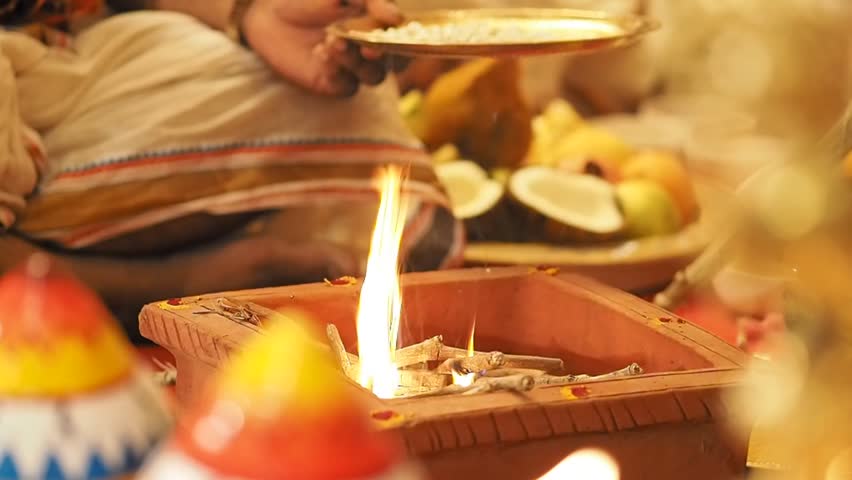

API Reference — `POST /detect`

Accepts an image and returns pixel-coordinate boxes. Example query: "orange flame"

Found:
[356,166,408,399]
[452,321,477,388]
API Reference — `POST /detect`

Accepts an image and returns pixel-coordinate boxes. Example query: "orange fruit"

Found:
[621,151,700,223]
[842,150,852,179]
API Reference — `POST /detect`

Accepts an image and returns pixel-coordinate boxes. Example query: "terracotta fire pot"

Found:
[140,267,750,480]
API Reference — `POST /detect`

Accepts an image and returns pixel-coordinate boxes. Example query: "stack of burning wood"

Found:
[326,324,643,398]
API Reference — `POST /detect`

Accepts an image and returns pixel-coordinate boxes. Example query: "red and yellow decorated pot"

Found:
[140,316,423,480]
[0,255,172,479]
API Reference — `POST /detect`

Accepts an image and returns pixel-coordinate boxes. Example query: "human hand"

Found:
[241,0,408,97]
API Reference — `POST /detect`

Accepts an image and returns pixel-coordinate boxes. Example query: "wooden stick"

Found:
[394,335,445,368]
[535,363,644,386]
[401,362,430,371]
[324,325,360,362]
[440,346,563,373]
[196,298,262,330]
[436,352,505,374]
[483,368,547,378]
[404,374,534,398]
[399,370,452,389]
[440,345,478,359]
[328,323,453,375]
[501,354,564,373]
[237,300,283,327]
[327,324,359,381]
[466,374,535,395]
[323,324,393,400]
[655,224,740,310]
[405,384,470,398]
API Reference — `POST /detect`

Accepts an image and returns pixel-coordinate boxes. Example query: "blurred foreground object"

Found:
[650,0,852,139]
[655,157,822,312]
[0,254,172,478]
[712,134,852,476]
[140,314,424,480]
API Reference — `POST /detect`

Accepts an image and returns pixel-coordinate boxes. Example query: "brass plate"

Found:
[464,179,731,293]
[329,8,660,58]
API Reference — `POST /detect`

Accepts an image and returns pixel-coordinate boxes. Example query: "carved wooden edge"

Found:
[139,301,251,367]
[395,380,740,456]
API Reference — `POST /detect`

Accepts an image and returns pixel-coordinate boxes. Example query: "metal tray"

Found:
[329,8,659,58]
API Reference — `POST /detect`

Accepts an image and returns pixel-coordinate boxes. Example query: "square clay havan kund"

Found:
[140,267,749,480]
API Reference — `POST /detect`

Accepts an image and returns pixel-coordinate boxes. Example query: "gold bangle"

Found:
[225,0,253,44]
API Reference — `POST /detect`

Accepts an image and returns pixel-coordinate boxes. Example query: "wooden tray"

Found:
[464,180,731,293]
[140,267,750,480]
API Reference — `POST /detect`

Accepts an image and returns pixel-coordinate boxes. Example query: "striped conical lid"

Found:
[174,314,405,480]
[0,254,134,397]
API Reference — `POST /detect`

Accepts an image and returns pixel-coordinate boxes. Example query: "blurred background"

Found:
[395,1,852,477]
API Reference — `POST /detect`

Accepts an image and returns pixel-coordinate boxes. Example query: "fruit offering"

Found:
[139,314,424,480]
[409,82,702,244]
[527,100,632,170]
[0,254,172,479]
[401,58,532,170]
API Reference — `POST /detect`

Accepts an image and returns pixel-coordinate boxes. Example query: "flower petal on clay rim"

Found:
[529,266,561,276]
[561,386,591,401]
[370,410,409,429]
[324,276,359,287]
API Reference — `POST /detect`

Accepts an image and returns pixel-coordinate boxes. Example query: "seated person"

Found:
[0,0,463,337]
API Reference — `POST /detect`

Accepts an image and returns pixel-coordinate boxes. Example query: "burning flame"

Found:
[356,166,408,399]
[538,449,620,480]
[452,321,477,388]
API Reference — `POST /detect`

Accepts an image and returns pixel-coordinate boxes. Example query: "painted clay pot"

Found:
[139,315,423,480]
[0,254,172,479]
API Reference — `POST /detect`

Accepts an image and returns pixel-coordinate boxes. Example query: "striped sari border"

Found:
[31,179,450,249]
[54,138,424,175]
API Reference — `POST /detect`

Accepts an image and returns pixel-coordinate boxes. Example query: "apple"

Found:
[621,151,699,223]
[616,180,683,238]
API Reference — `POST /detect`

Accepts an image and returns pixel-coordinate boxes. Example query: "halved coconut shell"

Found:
[435,161,522,242]
[509,166,625,243]
[436,161,504,220]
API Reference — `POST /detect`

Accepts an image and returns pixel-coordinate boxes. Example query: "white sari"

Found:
[0,11,462,268]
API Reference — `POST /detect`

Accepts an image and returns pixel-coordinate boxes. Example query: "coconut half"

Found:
[509,166,625,239]
[435,161,505,220]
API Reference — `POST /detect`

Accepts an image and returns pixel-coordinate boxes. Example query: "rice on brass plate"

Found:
[329,8,660,58]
